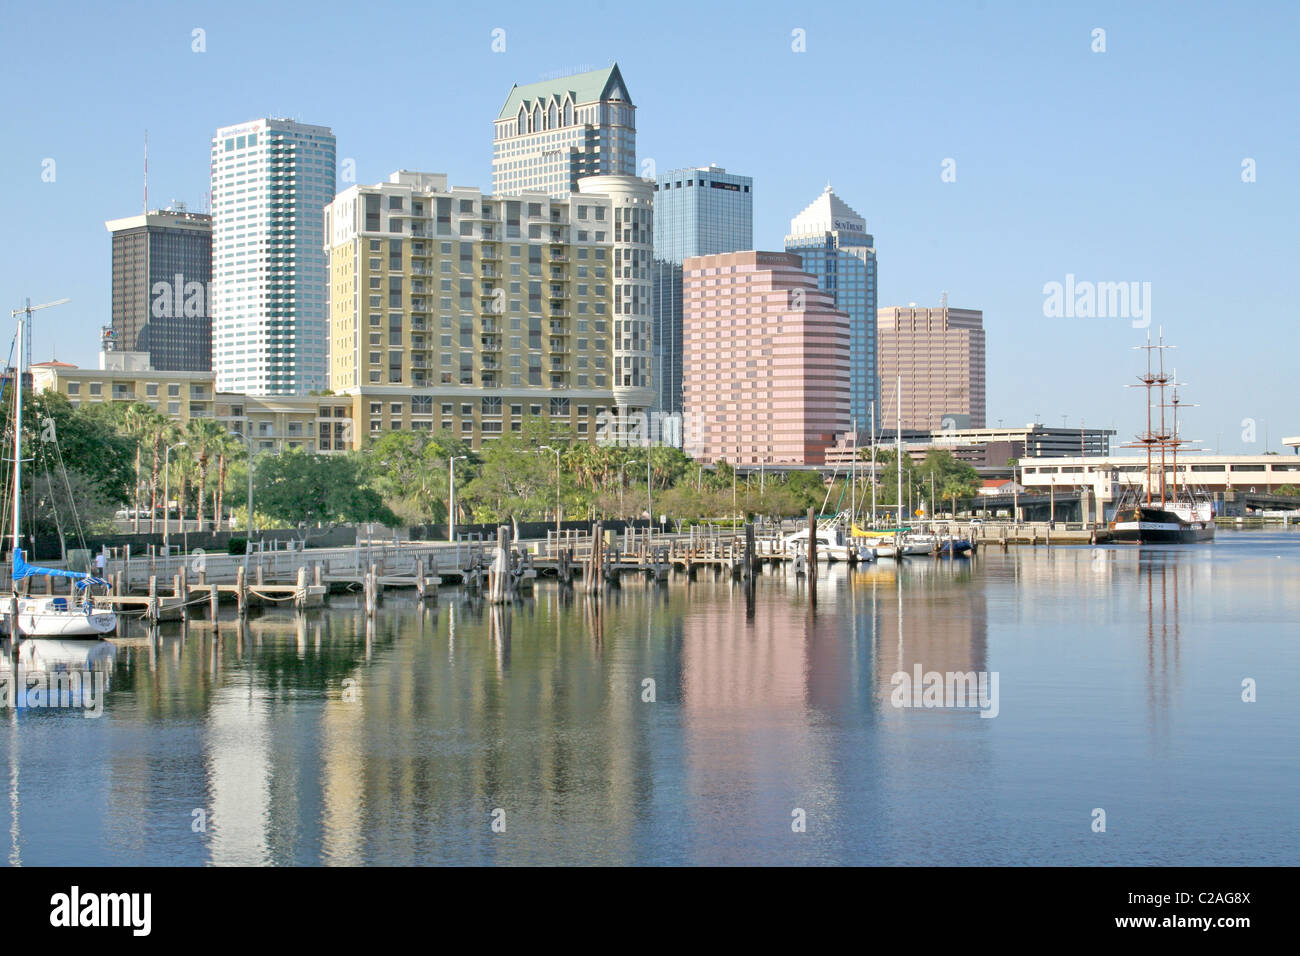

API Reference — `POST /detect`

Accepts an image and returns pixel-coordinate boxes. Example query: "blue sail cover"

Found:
[11,549,109,589]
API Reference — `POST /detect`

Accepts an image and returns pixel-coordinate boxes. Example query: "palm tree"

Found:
[140,409,172,533]
[184,419,226,531]
[211,430,243,532]
[114,402,153,533]
[170,447,199,531]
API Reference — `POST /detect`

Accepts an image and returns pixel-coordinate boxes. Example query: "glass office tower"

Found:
[651,165,753,416]
[785,185,877,425]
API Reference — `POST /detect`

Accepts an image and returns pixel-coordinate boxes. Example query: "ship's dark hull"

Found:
[1110,507,1216,544]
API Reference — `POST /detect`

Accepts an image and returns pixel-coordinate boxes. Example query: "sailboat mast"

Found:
[12,314,22,555]
[869,401,876,526]
[1170,372,1180,501]
[896,375,902,527]
[850,419,857,522]
[1157,331,1168,507]
[1144,335,1153,505]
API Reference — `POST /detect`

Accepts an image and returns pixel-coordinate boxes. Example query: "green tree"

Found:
[255,450,396,531]
[363,429,473,524]
[185,418,227,531]
[463,431,553,522]
[25,391,134,507]
[211,429,244,532]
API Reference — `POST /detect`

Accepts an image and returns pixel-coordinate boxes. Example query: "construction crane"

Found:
[9,297,70,373]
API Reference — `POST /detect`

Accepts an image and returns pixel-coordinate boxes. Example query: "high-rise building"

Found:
[492,65,636,198]
[211,118,336,396]
[323,171,654,448]
[877,304,986,431]
[652,165,753,415]
[785,185,877,427]
[652,165,753,263]
[682,251,850,465]
[104,206,212,371]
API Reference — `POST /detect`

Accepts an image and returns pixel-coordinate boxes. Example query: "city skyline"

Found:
[1,1,1296,451]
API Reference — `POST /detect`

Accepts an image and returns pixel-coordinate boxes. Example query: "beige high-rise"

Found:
[877,305,985,430]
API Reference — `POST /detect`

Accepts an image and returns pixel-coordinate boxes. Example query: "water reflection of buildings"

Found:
[868,563,989,709]
[679,575,834,863]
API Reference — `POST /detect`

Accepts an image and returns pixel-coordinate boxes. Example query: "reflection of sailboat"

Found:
[0,308,117,636]
[1,637,116,707]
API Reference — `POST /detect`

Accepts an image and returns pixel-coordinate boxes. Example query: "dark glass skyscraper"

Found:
[652,165,753,415]
[785,186,877,425]
[105,206,213,371]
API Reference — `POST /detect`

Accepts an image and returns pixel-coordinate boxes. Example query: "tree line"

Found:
[3,391,984,536]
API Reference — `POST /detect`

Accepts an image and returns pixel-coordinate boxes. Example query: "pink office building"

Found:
[682,251,850,465]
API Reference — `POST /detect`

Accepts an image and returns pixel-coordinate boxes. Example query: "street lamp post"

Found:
[621,460,640,519]
[164,441,187,569]
[539,445,561,537]
[448,455,468,543]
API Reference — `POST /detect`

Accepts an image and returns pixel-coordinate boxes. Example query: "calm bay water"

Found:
[2,530,1296,866]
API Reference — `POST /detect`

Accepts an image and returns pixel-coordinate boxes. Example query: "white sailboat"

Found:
[1,307,117,637]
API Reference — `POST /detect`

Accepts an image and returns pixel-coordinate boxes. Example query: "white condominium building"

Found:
[211,118,336,395]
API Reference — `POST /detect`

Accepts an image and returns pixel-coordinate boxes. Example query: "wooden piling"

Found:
[147,575,159,624]
[295,565,308,611]
[586,522,603,595]
[209,583,219,621]
[744,522,755,581]
[236,564,247,616]
[364,563,377,617]
[806,508,818,589]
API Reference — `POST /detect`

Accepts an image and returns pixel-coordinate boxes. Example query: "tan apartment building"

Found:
[30,352,349,455]
[324,170,654,448]
[682,251,850,465]
[877,305,986,431]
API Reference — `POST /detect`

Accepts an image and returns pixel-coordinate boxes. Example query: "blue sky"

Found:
[1,0,1296,452]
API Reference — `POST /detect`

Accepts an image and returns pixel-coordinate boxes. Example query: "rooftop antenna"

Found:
[143,130,148,214]
[940,291,948,310]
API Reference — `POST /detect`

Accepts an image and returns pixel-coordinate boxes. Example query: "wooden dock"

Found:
[3,519,1119,626]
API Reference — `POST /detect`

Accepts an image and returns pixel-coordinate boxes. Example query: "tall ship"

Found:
[1109,332,1216,544]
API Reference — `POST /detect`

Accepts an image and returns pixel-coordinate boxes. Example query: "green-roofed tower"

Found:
[492,64,636,197]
